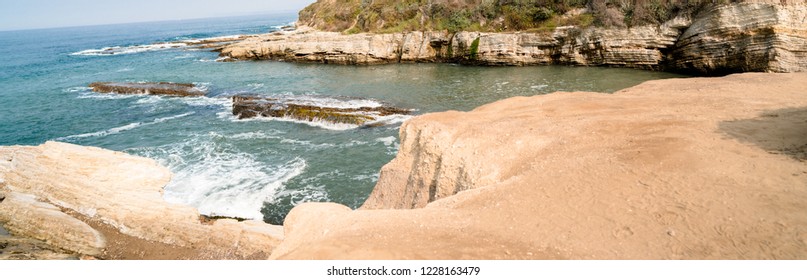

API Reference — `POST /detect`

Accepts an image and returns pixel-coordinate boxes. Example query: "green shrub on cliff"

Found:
[297,0,735,33]
[469,37,480,60]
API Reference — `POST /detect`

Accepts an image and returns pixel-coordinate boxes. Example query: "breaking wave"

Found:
[128,133,306,220]
[71,42,187,56]
[55,112,194,140]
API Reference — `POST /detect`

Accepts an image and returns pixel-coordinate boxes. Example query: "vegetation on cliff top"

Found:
[298,0,740,33]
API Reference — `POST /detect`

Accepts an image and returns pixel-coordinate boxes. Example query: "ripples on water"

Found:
[0,14,687,224]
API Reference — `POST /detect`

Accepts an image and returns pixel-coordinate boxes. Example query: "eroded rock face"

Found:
[89,82,206,97]
[232,95,411,127]
[667,3,807,74]
[0,192,105,256]
[219,21,686,69]
[219,3,807,74]
[0,234,79,260]
[0,142,283,259]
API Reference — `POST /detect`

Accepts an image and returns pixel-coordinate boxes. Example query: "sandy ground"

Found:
[272,73,807,259]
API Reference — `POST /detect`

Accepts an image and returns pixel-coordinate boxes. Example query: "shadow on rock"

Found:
[719,107,807,161]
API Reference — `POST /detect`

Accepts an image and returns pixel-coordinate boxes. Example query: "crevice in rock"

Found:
[199,215,248,225]
[428,155,444,203]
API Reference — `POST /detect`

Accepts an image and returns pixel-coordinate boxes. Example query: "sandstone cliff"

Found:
[0,142,282,259]
[220,2,807,74]
[274,73,807,259]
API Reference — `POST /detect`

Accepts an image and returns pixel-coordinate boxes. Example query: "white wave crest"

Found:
[63,87,92,93]
[135,137,307,220]
[180,96,231,107]
[364,114,413,127]
[134,95,163,104]
[237,116,361,131]
[55,112,194,140]
[285,95,385,109]
[71,42,187,56]
[375,136,397,147]
[229,131,284,140]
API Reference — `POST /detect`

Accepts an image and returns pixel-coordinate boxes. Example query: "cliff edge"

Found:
[274,73,807,259]
[220,1,807,74]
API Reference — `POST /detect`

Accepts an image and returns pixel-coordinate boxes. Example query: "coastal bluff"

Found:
[275,73,807,259]
[2,73,807,259]
[219,2,807,75]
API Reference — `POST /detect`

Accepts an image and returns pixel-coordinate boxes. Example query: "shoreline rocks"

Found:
[0,142,283,259]
[232,95,412,127]
[82,82,414,128]
[89,82,206,97]
[218,3,807,75]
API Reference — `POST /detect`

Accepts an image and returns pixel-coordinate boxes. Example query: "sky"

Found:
[0,0,317,31]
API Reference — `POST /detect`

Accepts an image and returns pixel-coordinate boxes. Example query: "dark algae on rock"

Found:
[89,82,206,97]
[232,96,412,126]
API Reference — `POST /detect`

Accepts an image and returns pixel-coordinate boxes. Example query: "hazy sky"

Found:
[0,0,317,31]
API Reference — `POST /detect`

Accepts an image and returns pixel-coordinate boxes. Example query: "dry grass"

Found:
[297,0,749,33]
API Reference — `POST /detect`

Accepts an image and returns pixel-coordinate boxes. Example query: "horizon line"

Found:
[0,9,300,33]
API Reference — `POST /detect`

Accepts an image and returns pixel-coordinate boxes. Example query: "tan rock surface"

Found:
[277,73,807,259]
[0,142,283,259]
[0,192,105,256]
[0,234,79,260]
[668,3,807,74]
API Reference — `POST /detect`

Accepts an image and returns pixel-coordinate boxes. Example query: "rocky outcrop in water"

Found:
[89,82,206,97]
[0,142,282,259]
[232,95,411,126]
[219,2,807,74]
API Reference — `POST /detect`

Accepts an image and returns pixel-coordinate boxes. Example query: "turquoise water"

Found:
[0,14,686,224]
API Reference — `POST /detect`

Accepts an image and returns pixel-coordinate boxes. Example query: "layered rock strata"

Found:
[667,2,807,74]
[219,3,807,74]
[273,73,807,259]
[89,82,206,97]
[0,142,282,259]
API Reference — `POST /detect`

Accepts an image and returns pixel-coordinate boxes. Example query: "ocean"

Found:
[0,13,685,225]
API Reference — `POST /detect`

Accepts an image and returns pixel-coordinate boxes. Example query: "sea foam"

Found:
[71,42,187,56]
[55,112,194,140]
[132,135,307,220]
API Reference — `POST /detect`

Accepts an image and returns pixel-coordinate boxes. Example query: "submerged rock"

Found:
[232,95,411,127]
[89,82,205,97]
